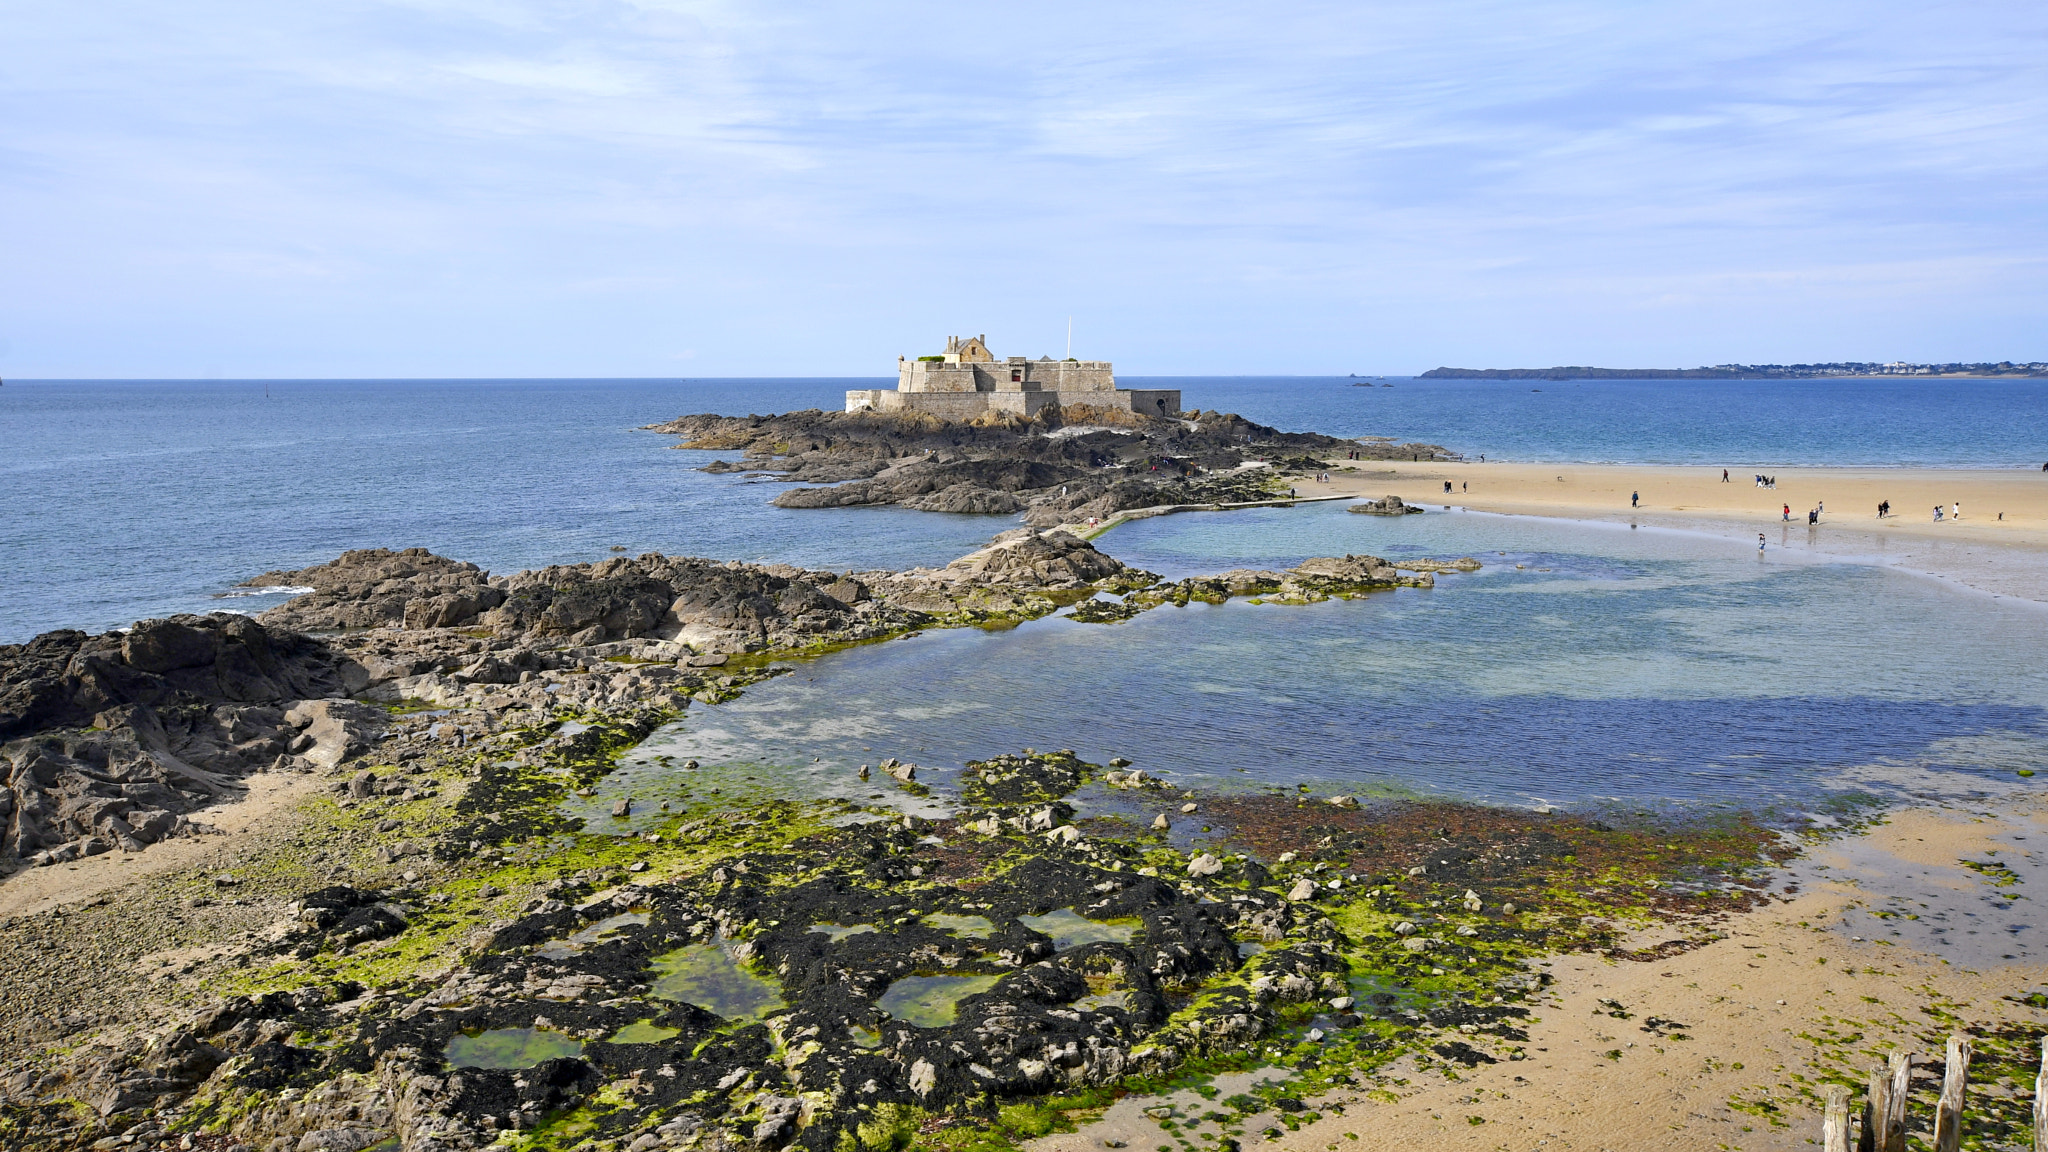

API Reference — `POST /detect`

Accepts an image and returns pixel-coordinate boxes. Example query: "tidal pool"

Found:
[1072,990,1131,1013]
[1019,907,1139,950]
[444,1026,585,1069]
[921,913,996,938]
[607,1018,682,1045]
[877,973,1003,1027]
[568,503,2048,815]
[648,938,787,1023]
[537,910,650,959]
[809,923,879,942]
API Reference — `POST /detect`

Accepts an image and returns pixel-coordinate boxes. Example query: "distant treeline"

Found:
[1421,362,2048,380]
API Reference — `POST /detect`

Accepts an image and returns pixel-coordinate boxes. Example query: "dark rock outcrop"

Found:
[1349,494,1424,515]
[653,408,1450,522]
[245,549,504,632]
[0,614,363,864]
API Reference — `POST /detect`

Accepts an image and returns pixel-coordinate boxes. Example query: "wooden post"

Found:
[1823,1084,1853,1152]
[1934,1033,1973,1152]
[1861,1064,1887,1152]
[2032,1035,2047,1152]
[1883,1051,1916,1152]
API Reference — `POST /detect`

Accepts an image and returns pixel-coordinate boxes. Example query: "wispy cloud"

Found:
[0,0,2042,375]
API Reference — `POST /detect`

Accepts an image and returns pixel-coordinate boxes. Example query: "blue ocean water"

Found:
[608,505,2048,812]
[6,374,2044,642]
[3,375,2045,811]
[1137,374,2048,468]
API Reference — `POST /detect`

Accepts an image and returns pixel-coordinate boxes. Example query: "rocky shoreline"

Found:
[0,515,1803,1152]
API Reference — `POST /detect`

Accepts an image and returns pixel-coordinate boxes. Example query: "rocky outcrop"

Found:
[654,408,1450,522]
[254,539,1142,657]
[0,614,365,865]
[89,808,1295,1152]
[772,458,1081,510]
[1349,494,1424,515]
[247,549,504,632]
[1082,554,1434,623]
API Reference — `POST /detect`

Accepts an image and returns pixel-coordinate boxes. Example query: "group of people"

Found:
[1780,502,1826,523]
[1443,480,1467,494]
[1752,474,1778,488]
[1932,502,1961,522]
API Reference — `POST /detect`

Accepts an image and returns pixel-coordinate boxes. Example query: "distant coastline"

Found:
[1421,361,2048,380]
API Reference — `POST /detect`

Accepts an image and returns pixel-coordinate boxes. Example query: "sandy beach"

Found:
[1307,460,2048,602]
[1030,802,2048,1152]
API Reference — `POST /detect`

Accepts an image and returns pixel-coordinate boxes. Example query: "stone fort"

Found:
[845,334,1181,420]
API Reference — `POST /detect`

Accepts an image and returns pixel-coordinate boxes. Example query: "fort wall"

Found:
[847,337,1179,419]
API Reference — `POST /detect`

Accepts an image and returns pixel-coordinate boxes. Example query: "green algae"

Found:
[1019,907,1138,950]
[648,937,787,1023]
[444,1026,585,1069]
[607,1018,681,1044]
[921,913,997,938]
[877,973,1003,1027]
[810,922,880,941]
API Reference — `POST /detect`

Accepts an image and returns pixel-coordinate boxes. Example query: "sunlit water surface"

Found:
[591,503,2048,815]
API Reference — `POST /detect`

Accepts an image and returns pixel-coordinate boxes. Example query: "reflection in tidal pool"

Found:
[1019,907,1139,950]
[648,937,786,1023]
[920,913,997,938]
[444,1026,584,1069]
[877,974,1003,1027]
[607,1018,682,1044]
[809,923,879,942]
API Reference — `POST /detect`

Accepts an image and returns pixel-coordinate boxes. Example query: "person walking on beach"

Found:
[1808,508,1818,525]
[1631,491,1639,508]
[1878,500,1890,518]
[1723,469,1730,482]
[1934,505,1943,521]
[1759,533,1766,553]
[1783,503,1791,521]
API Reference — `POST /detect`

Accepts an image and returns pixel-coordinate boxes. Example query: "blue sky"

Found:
[2,0,2043,377]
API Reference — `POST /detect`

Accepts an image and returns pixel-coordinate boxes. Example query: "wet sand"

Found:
[1307,461,2048,602]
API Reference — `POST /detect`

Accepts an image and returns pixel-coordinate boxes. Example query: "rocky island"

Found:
[645,408,1450,524]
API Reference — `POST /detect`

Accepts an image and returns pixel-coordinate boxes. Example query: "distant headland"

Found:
[1421,361,2048,380]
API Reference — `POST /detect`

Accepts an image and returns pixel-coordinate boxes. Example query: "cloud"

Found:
[0,0,2042,375]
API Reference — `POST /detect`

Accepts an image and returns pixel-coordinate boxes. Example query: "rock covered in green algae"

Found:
[960,749,1099,806]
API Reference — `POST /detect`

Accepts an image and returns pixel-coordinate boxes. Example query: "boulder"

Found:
[1349,495,1424,516]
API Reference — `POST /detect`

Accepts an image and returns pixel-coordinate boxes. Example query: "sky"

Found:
[2,0,2044,377]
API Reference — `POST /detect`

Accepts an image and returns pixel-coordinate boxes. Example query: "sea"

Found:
[5,375,2047,814]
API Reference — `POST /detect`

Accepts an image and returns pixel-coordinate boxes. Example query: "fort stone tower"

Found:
[845,334,1181,420]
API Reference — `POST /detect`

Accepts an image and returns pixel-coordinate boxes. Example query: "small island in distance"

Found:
[1420,360,2048,379]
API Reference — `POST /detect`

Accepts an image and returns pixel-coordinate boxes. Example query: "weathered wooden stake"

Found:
[2032,1035,2048,1152]
[1934,1033,1973,1152]
[1884,1050,1916,1152]
[1823,1084,1853,1152]
[1860,1064,1887,1152]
